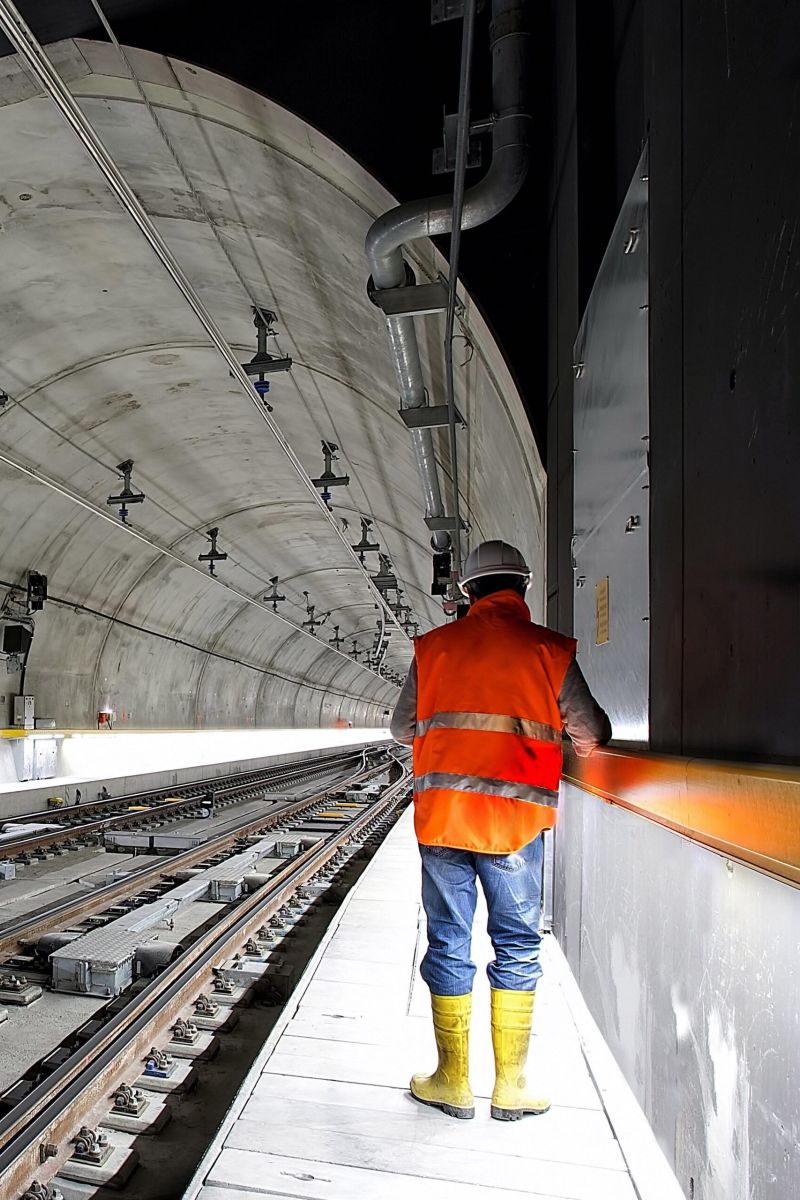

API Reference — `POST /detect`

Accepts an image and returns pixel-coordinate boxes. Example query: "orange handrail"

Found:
[564,746,800,887]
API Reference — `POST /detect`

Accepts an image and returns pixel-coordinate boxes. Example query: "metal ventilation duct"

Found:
[366,0,531,555]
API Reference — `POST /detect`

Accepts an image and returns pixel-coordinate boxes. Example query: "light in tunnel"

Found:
[47,727,392,791]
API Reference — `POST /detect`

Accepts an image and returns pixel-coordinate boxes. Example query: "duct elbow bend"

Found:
[366,132,530,287]
[463,128,531,229]
[366,201,445,289]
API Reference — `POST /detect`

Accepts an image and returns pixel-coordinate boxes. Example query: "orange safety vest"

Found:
[413,590,576,854]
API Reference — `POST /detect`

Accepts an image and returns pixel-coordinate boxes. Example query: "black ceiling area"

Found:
[3,0,550,454]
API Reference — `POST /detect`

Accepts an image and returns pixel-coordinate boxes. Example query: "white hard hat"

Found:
[459,539,530,595]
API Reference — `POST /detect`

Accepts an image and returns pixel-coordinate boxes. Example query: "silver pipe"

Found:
[366,0,530,552]
[384,313,447,544]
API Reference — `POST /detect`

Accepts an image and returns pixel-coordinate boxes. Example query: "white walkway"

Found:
[184,808,642,1200]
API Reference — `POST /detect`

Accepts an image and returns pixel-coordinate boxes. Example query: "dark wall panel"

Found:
[549,0,800,762]
[680,1,800,760]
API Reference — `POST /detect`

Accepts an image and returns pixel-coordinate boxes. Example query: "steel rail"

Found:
[0,775,408,1193]
[0,757,391,955]
[0,748,363,858]
[0,1,408,665]
[564,746,800,889]
[5,748,361,827]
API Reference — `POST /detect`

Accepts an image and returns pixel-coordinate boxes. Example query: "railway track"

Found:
[0,747,372,860]
[0,753,387,956]
[0,754,411,1199]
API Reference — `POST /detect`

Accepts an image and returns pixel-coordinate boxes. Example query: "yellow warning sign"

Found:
[595,577,610,645]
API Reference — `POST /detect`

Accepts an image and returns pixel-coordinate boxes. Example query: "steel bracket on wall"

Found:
[400,405,466,430]
[369,281,448,318]
[432,111,485,175]
[425,515,468,533]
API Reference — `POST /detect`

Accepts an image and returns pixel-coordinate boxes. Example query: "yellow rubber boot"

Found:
[490,988,550,1120]
[410,993,475,1119]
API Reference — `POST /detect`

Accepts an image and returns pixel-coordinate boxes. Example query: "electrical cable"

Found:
[0,379,315,610]
[0,442,392,695]
[0,578,372,707]
[444,0,478,584]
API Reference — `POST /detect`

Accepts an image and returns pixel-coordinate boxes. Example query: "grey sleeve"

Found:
[390,659,417,746]
[558,658,612,758]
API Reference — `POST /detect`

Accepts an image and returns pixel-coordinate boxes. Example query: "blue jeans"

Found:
[419,836,544,996]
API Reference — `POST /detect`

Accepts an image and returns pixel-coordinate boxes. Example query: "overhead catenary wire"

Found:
[0,381,316,611]
[0,576,376,707]
[0,441,396,692]
[86,0,418,649]
[0,0,409,667]
[0,361,418,640]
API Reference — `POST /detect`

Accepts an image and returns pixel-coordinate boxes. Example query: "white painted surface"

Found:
[0,728,388,821]
[182,807,669,1200]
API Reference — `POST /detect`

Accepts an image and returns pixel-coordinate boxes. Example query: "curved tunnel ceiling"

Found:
[0,38,545,729]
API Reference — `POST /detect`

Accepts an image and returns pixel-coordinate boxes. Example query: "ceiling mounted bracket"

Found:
[311,441,350,508]
[240,308,293,411]
[106,458,145,524]
[198,527,228,577]
[371,554,398,594]
[301,591,329,637]
[329,625,345,650]
[351,517,381,562]
[26,569,48,613]
[263,576,286,612]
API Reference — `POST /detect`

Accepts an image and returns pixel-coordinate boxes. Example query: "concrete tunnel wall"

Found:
[0,38,545,735]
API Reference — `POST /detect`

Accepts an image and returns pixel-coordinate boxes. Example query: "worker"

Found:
[391,539,611,1122]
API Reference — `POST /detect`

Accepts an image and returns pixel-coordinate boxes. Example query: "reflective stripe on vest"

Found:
[416,711,561,743]
[411,589,577,853]
[414,771,560,808]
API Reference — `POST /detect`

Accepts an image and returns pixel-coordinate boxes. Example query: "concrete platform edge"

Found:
[179,808,404,1200]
